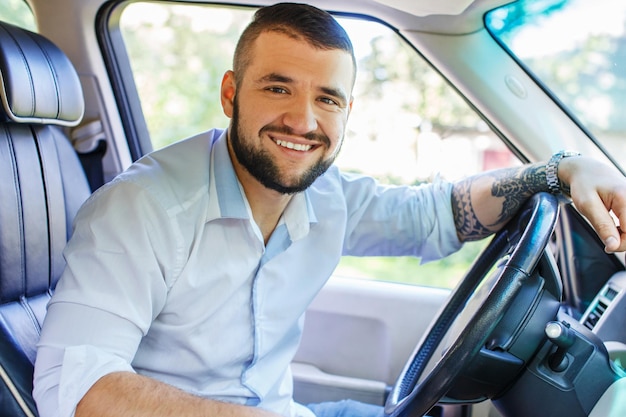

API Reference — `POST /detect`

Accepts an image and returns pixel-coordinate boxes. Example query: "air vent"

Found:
[583,299,609,329]
[582,284,620,330]
[605,286,619,301]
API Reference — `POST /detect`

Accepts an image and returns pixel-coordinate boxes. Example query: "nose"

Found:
[281,95,318,135]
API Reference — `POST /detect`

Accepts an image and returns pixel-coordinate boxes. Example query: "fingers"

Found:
[577,201,620,252]
[601,228,624,253]
[609,226,626,253]
[606,217,626,253]
[571,187,626,253]
[560,156,626,253]
[607,197,626,252]
[599,187,626,253]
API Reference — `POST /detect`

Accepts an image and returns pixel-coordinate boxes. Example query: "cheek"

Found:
[239,104,281,135]
[325,117,349,148]
[323,131,346,161]
[234,105,261,137]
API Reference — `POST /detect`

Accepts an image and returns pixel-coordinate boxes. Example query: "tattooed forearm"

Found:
[490,165,546,222]
[451,164,548,242]
[451,178,493,240]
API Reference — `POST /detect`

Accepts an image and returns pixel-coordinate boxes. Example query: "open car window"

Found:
[116,2,521,289]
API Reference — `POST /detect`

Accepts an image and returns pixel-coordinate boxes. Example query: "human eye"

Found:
[318,96,339,106]
[266,86,289,94]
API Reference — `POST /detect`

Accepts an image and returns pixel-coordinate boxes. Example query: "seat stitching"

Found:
[0,361,36,417]
[32,126,55,288]
[26,31,62,120]
[0,23,36,117]
[2,126,27,300]
[19,295,41,338]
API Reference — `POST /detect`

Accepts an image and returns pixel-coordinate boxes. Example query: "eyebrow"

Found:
[258,72,349,107]
[259,73,292,84]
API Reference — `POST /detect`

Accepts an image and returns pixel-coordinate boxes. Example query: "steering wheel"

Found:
[385,192,561,417]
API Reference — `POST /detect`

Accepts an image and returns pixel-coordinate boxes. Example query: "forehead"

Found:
[246,31,355,89]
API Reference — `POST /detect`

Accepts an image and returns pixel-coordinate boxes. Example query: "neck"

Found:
[244,172,293,244]
[228,148,293,245]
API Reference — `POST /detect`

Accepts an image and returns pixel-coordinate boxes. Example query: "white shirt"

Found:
[33,128,462,417]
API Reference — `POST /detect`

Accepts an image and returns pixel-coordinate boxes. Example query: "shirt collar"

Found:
[206,129,318,240]
[206,130,248,221]
[282,191,317,242]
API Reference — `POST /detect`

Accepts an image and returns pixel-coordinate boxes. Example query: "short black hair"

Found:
[233,3,356,84]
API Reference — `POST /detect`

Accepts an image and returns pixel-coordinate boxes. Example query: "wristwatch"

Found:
[546,150,581,195]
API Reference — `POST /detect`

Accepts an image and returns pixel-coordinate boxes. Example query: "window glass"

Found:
[120,3,250,149]
[0,0,36,31]
[119,3,518,289]
[487,0,626,172]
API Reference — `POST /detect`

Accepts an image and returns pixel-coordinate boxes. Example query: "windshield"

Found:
[486,0,626,171]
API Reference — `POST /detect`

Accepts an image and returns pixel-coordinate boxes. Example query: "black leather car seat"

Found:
[0,21,91,416]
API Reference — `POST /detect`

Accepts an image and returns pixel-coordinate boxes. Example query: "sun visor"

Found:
[372,0,474,16]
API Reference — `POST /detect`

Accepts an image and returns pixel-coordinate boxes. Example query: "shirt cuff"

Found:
[33,345,135,417]
[57,345,135,417]
[419,179,463,263]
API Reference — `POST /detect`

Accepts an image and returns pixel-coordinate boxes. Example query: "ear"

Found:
[221,70,236,118]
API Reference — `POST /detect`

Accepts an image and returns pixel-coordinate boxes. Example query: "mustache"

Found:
[259,124,331,147]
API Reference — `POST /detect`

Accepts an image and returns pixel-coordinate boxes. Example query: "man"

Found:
[33,3,626,417]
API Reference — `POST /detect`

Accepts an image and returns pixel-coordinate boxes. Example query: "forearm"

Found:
[76,372,282,417]
[451,162,548,242]
[450,153,626,252]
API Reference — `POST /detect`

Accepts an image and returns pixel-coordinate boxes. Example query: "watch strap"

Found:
[546,150,581,195]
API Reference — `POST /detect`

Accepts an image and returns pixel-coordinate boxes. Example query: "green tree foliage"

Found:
[0,0,36,30]
[488,0,626,166]
[356,32,486,144]
[121,4,252,149]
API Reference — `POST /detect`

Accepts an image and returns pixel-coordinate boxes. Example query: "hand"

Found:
[558,156,626,252]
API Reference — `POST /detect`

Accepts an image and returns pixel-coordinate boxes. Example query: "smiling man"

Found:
[33,3,626,417]
[222,28,355,242]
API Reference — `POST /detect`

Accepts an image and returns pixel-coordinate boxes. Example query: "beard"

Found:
[229,98,340,195]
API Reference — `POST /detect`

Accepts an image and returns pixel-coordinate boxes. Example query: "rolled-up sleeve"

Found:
[34,337,136,417]
[33,179,177,417]
[339,171,463,262]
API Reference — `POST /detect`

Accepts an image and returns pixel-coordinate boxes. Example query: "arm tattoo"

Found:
[451,164,547,241]
[451,178,492,240]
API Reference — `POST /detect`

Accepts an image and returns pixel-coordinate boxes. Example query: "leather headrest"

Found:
[0,21,84,126]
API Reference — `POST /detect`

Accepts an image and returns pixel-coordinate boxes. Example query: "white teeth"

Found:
[276,139,312,152]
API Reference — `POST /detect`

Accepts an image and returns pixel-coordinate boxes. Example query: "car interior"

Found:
[0,19,91,414]
[1,0,626,416]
